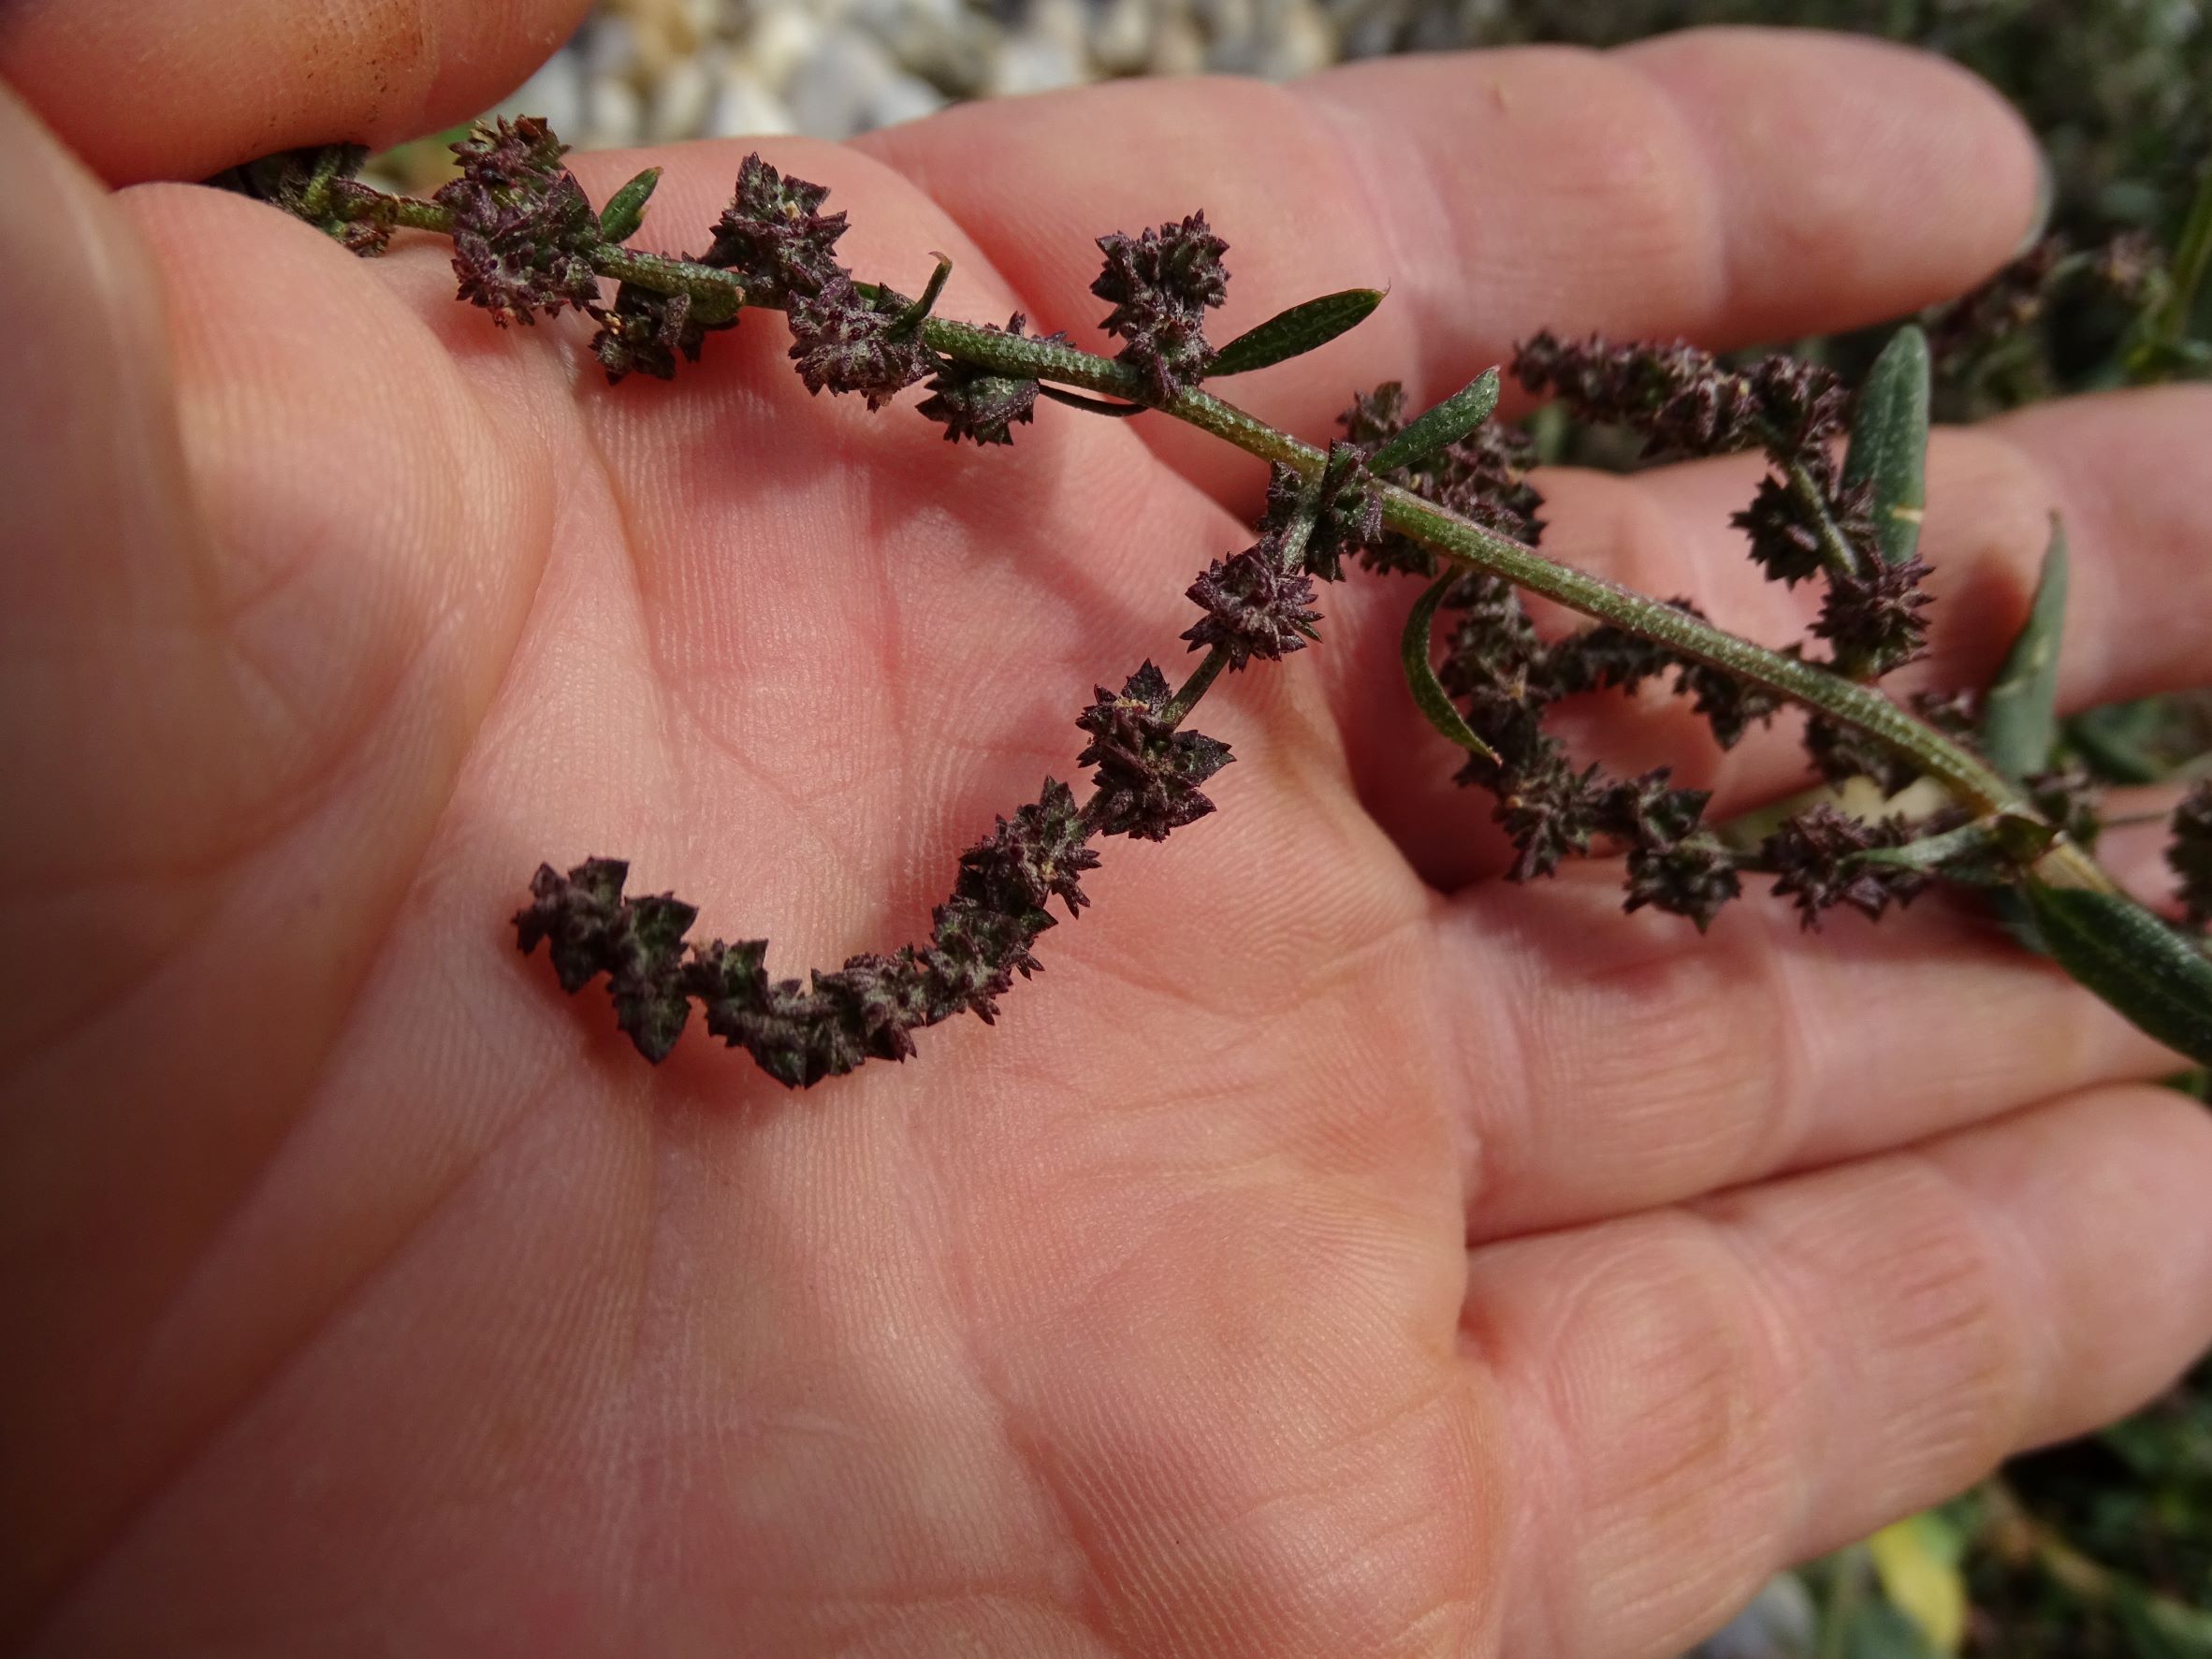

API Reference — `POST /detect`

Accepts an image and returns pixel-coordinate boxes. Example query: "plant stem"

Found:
[1162,648,1230,729]
[329,184,2116,892]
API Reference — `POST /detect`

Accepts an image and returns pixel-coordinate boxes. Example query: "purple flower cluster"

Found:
[1090,212,1230,400]
[917,314,1057,444]
[517,780,1102,1082]
[433,117,604,326]
[1075,663,1235,842]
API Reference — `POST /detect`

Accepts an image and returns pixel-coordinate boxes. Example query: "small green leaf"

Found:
[1855,812,2054,881]
[1842,326,1932,568]
[2026,882,2212,1064]
[1981,520,2070,785]
[1368,369,1504,473]
[1401,575,1497,762]
[598,167,662,244]
[1207,287,1384,376]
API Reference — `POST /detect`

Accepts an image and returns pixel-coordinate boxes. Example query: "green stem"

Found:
[1161,648,1230,729]
[325,182,2115,893]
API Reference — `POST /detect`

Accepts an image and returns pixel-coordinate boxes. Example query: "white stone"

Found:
[580,14,640,82]
[583,74,646,148]
[1089,0,1156,75]
[866,71,949,131]
[1148,12,1208,76]
[490,55,585,137]
[1021,0,1093,59]
[785,31,906,140]
[740,3,826,93]
[706,67,799,139]
[646,51,715,143]
[988,34,1084,97]
[1253,0,1337,78]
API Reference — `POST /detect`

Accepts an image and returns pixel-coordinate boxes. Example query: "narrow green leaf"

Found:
[2026,883,2212,1065]
[1841,326,1931,567]
[1855,812,2053,881]
[1980,520,2069,785]
[1207,287,1383,377]
[1401,575,1497,762]
[1368,369,1504,474]
[598,167,662,244]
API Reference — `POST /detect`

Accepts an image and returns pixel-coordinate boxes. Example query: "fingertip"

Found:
[1620,27,2045,334]
[0,0,594,185]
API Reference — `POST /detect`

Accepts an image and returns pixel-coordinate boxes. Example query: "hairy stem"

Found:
[332,184,2112,892]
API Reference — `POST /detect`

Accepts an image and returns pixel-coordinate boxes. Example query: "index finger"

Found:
[859,28,2044,504]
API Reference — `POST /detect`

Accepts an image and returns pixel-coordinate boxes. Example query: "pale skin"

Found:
[3,3,2211,1653]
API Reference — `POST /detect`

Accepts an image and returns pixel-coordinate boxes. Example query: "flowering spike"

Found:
[592,280,738,383]
[1076,663,1234,841]
[1091,211,1230,400]
[1813,551,1937,674]
[1763,807,1930,929]
[786,276,937,408]
[706,153,849,295]
[432,117,603,326]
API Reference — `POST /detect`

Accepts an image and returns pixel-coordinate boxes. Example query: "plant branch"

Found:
[329,181,2110,893]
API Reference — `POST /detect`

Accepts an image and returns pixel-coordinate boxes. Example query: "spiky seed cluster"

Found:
[1761,806,1929,929]
[1733,470,1876,588]
[1815,551,1937,672]
[1183,473,1323,669]
[787,276,938,409]
[1090,212,1230,401]
[432,118,604,326]
[517,782,1100,1082]
[1337,382,1547,575]
[698,154,941,407]
[1288,443,1386,581]
[2169,781,2212,930]
[213,144,394,254]
[1511,332,1850,459]
[918,314,1056,444]
[593,281,736,383]
[706,154,850,295]
[1421,568,1732,904]
[1601,772,1743,931]
[1076,663,1235,841]
[515,859,699,1060]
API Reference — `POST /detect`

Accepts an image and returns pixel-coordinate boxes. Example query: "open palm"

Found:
[6,7,2211,1654]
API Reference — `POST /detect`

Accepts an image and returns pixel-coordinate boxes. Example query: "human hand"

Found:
[4,6,2210,1653]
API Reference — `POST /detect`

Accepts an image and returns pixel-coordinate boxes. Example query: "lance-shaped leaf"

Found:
[598,167,662,245]
[2026,882,2212,1065]
[1368,369,1503,474]
[1841,325,1931,567]
[1207,287,1384,377]
[1855,811,2055,884]
[1981,520,2070,785]
[1402,575,1498,761]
